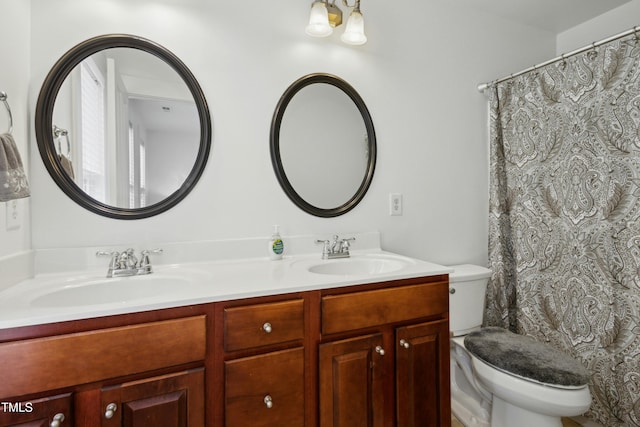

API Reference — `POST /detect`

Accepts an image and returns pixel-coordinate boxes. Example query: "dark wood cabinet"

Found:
[396,320,450,427]
[220,297,307,427]
[0,274,450,427]
[319,280,451,427]
[0,394,71,427]
[101,369,205,427]
[225,348,304,427]
[319,334,385,427]
[0,313,208,427]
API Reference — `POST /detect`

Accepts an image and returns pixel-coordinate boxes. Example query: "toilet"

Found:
[448,264,592,427]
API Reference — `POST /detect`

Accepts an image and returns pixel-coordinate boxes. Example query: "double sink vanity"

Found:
[0,236,452,427]
[3,31,453,427]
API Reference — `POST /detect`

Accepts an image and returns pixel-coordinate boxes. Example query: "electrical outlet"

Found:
[6,200,21,231]
[389,193,403,216]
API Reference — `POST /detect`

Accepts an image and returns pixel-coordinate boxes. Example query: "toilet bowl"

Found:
[448,265,592,427]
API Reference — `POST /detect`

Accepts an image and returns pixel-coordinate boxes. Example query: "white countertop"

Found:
[0,249,452,329]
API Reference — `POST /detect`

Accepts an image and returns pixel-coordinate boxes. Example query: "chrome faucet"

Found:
[315,235,355,259]
[97,248,163,278]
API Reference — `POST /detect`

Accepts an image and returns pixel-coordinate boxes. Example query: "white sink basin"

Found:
[300,253,414,276]
[30,273,201,308]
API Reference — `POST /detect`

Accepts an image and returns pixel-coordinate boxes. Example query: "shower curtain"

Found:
[485,33,640,426]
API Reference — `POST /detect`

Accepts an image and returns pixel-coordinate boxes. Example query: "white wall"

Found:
[557,0,640,53]
[27,0,557,267]
[0,0,30,259]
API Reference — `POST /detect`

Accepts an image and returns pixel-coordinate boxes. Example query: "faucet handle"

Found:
[140,248,163,258]
[139,248,163,273]
[340,237,356,251]
[96,250,117,257]
[315,239,331,258]
[96,250,119,265]
[96,251,119,277]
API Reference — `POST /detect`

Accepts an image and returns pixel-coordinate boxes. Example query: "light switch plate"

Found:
[6,200,21,231]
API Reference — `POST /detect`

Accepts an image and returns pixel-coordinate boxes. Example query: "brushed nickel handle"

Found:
[375,345,385,356]
[400,339,410,349]
[50,413,65,427]
[449,287,456,294]
[262,322,273,333]
[264,394,273,409]
[104,403,117,419]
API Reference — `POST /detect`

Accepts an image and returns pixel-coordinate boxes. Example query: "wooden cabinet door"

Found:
[224,347,305,427]
[0,393,72,427]
[101,368,205,427]
[395,320,450,427]
[319,334,385,427]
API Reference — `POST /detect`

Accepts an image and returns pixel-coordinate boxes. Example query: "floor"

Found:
[452,415,596,426]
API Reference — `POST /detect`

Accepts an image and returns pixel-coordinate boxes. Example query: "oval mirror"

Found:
[270,74,376,217]
[35,34,211,219]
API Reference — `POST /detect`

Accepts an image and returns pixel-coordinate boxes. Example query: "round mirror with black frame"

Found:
[270,73,376,217]
[35,34,212,219]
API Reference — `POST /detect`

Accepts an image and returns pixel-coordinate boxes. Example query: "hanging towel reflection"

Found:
[0,133,30,201]
[54,126,74,179]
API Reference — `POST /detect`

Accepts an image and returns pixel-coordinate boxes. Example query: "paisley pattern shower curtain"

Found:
[486,33,640,426]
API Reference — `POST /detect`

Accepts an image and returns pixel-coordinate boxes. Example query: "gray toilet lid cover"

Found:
[464,327,590,387]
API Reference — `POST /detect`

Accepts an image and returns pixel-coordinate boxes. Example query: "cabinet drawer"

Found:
[0,316,206,398]
[0,393,72,426]
[224,299,304,352]
[224,347,304,427]
[322,282,448,335]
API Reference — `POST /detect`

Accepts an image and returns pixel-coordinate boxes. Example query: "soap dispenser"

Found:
[268,225,284,260]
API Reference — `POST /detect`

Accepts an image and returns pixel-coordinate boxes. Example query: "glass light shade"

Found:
[305,2,333,37]
[340,11,367,45]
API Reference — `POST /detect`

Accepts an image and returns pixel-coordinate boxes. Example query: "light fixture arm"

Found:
[342,0,361,12]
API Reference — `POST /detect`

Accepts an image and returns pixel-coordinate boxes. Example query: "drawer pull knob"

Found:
[264,394,273,409]
[50,413,65,427]
[375,345,385,356]
[262,322,273,333]
[450,287,456,294]
[400,339,410,349]
[105,403,118,419]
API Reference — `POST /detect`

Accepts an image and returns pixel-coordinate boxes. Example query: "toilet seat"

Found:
[464,327,589,388]
[470,354,592,418]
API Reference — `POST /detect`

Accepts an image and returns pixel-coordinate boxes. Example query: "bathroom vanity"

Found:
[0,250,451,427]
[16,31,453,427]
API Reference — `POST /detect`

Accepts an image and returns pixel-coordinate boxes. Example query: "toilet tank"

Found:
[448,264,492,337]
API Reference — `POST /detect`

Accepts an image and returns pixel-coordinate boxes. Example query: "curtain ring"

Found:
[589,42,598,59]
[557,53,567,70]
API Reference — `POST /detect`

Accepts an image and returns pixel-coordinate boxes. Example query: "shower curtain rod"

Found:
[477,25,640,92]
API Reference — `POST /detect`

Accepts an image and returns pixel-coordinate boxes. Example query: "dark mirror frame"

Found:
[35,34,212,219]
[270,73,376,217]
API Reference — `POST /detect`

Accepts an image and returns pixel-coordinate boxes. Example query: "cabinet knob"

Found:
[449,287,456,294]
[375,345,385,356]
[50,413,65,427]
[264,394,273,409]
[400,339,410,349]
[262,322,273,333]
[104,403,118,419]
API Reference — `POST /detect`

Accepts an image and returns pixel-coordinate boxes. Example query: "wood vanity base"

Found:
[0,275,450,427]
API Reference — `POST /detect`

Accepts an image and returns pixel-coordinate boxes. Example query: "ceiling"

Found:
[456,0,632,33]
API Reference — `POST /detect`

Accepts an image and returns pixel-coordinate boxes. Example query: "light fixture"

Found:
[305,0,367,45]
[305,1,333,37]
